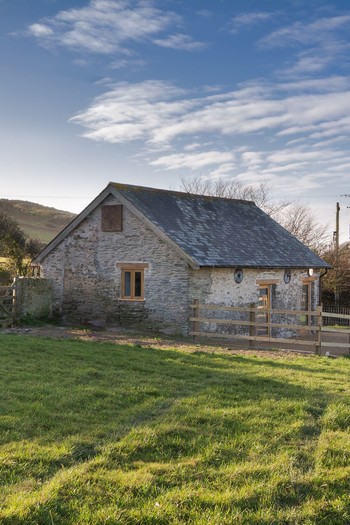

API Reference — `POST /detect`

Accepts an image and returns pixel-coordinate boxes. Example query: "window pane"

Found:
[124,271,131,296]
[135,271,142,297]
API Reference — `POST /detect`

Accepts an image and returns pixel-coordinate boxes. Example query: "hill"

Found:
[0,199,76,244]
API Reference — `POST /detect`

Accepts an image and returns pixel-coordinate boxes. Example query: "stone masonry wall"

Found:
[189,267,319,307]
[14,277,52,319]
[189,267,319,336]
[40,195,190,334]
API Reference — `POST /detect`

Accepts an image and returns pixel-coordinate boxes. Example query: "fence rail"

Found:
[322,306,350,326]
[190,301,350,355]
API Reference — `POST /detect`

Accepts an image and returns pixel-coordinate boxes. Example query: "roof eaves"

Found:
[198,263,331,270]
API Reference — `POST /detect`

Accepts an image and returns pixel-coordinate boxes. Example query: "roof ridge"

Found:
[109,182,256,206]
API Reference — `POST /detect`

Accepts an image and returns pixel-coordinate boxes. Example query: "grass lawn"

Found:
[1,335,350,524]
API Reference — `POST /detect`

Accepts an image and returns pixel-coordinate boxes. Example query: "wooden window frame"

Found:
[117,263,149,302]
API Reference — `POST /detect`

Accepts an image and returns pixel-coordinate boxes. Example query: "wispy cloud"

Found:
[153,33,206,51]
[230,11,273,34]
[71,80,191,142]
[28,23,54,37]
[71,77,350,147]
[150,151,235,170]
[260,15,350,48]
[71,75,350,193]
[260,15,350,76]
[27,0,201,54]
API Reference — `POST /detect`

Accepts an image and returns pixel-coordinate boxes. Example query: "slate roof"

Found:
[112,183,329,269]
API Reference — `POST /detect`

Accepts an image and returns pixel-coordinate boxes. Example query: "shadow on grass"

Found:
[1,335,350,524]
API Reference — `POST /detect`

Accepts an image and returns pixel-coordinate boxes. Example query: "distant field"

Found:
[0,199,76,244]
[0,335,350,524]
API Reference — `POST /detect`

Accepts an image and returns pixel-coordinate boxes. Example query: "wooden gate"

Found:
[0,284,17,326]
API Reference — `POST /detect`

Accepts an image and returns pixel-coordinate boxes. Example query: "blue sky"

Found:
[1,0,350,241]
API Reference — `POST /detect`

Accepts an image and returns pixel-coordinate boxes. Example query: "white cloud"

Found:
[71,78,350,148]
[27,0,202,55]
[260,15,350,76]
[230,11,273,34]
[28,23,54,37]
[210,163,236,178]
[71,80,192,142]
[260,15,350,49]
[153,33,206,51]
[71,76,350,197]
[150,151,235,170]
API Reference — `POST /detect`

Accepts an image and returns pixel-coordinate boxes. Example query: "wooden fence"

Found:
[323,306,350,326]
[0,283,17,325]
[190,301,350,355]
[320,310,350,354]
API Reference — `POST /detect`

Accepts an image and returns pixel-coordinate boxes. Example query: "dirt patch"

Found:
[0,324,317,360]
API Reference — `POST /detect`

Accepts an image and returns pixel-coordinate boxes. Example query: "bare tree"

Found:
[277,202,329,254]
[179,176,287,215]
[179,176,329,253]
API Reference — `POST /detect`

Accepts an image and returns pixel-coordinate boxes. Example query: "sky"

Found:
[1,0,350,242]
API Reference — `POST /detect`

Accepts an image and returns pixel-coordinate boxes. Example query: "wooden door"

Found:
[257,285,271,337]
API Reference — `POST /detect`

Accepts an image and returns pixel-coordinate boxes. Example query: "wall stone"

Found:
[189,267,319,306]
[14,277,52,319]
[40,195,190,334]
[189,267,320,337]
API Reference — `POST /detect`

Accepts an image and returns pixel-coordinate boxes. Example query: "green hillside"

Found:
[0,199,76,244]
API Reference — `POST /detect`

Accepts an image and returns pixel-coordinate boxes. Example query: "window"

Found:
[118,263,148,301]
[121,269,143,300]
[101,205,123,232]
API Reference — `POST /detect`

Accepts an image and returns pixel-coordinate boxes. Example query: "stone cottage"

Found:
[32,182,330,334]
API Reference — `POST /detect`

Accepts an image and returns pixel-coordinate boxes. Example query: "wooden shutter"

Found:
[101,205,123,232]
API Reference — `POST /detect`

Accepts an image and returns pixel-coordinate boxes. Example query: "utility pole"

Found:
[334,202,340,307]
[341,194,350,240]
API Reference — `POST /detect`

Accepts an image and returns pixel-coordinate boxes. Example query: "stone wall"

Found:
[40,194,190,334]
[189,267,319,337]
[189,267,319,306]
[14,277,52,319]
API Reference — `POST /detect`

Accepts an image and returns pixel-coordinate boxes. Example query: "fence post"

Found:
[192,299,199,340]
[249,302,256,348]
[316,305,322,355]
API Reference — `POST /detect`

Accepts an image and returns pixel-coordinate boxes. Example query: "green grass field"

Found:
[1,335,350,524]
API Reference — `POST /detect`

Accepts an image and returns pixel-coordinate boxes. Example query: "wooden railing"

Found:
[190,301,350,354]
